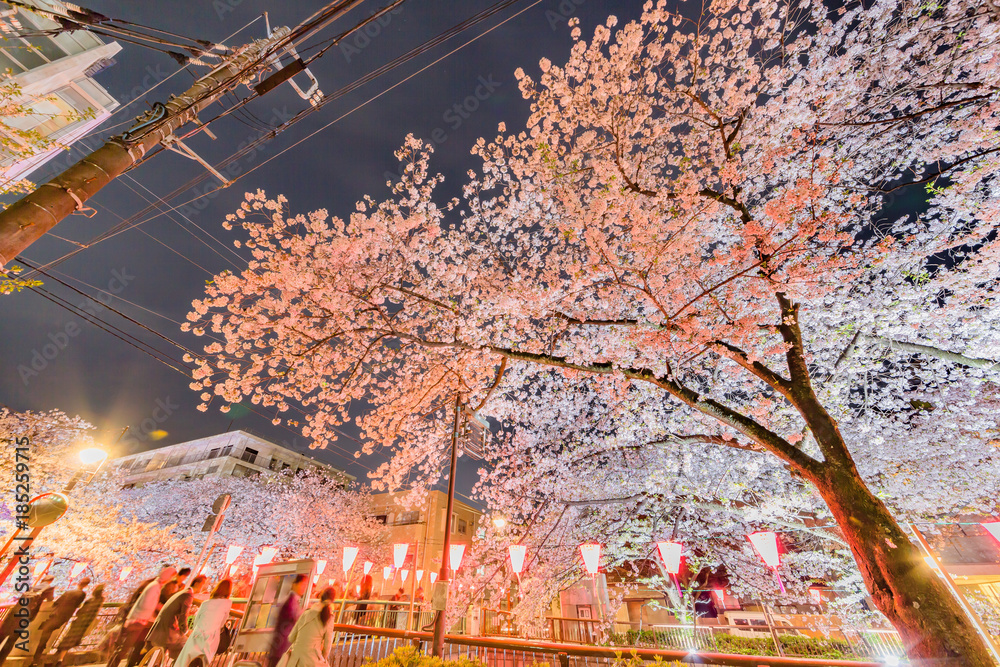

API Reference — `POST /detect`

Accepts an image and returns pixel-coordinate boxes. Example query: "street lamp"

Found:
[492,517,507,530]
[63,447,108,491]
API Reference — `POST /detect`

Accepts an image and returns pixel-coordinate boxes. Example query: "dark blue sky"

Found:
[0,0,639,496]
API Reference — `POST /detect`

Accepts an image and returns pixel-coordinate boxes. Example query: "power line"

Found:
[18,0,539,278]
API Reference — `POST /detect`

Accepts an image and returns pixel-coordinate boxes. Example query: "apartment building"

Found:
[367,490,482,595]
[111,430,355,488]
[0,0,121,181]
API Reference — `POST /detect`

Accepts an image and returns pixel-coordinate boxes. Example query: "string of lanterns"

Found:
[106,521,1000,594]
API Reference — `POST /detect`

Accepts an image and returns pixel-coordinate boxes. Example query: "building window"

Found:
[166,454,184,468]
[208,448,220,459]
[373,515,388,525]
[458,518,468,535]
[207,465,219,474]
[395,511,420,525]
[240,447,259,464]
[220,445,233,457]
[268,457,282,471]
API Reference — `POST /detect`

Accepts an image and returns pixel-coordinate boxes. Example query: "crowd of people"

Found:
[0,564,430,666]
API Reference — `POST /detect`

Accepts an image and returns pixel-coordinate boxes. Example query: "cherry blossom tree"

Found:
[186,0,1000,661]
[122,470,390,578]
[0,409,184,586]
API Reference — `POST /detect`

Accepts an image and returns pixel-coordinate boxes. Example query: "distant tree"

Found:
[187,0,1000,662]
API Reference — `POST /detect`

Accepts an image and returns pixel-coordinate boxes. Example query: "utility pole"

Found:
[431,393,463,657]
[0,28,291,266]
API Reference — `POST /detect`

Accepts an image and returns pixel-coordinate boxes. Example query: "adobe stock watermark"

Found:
[18,268,135,386]
[174,106,294,220]
[384,74,502,187]
[546,0,586,30]
[340,5,404,63]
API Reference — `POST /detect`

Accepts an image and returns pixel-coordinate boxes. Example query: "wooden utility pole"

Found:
[0,27,289,267]
[431,393,463,657]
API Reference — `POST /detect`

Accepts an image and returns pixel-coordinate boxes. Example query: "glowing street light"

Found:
[363,561,373,576]
[78,447,108,467]
[393,543,409,569]
[342,546,359,574]
[580,544,601,575]
[400,568,409,584]
[508,545,526,576]
[748,531,785,593]
[449,544,466,572]
[416,569,424,582]
[430,572,438,584]
[492,517,507,530]
[383,566,392,580]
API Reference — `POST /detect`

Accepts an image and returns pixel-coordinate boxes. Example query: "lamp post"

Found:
[431,393,463,657]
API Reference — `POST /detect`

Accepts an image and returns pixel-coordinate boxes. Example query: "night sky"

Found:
[0,0,640,497]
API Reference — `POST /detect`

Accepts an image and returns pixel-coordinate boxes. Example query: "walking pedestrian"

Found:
[51,583,104,667]
[31,577,90,662]
[105,565,176,667]
[277,587,335,667]
[0,581,54,663]
[172,579,233,667]
[354,575,373,625]
[142,575,209,663]
[266,574,308,667]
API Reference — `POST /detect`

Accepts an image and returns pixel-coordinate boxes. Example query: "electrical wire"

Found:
[18,0,538,279]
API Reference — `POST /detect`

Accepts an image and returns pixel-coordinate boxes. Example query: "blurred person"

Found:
[106,565,176,667]
[0,581,54,663]
[173,579,233,667]
[52,584,104,667]
[278,587,335,667]
[266,574,307,667]
[143,575,209,662]
[31,576,90,662]
[354,575,373,625]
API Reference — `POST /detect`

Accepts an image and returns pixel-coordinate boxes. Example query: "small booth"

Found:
[229,558,315,664]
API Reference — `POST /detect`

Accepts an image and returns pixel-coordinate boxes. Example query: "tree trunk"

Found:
[809,460,995,666]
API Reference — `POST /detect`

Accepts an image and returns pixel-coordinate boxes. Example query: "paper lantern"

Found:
[655,541,682,575]
[117,565,133,582]
[230,564,239,576]
[33,560,50,578]
[225,545,243,565]
[450,544,466,571]
[393,544,409,569]
[983,522,1000,545]
[580,544,601,575]
[70,562,87,579]
[313,574,320,584]
[508,545,526,575]
[316,559,328,575]
[400,568,409,583]
[748,532,780,568]
[254,546,278,567]
[383,566,392,580]
[430,572,438,584]
[712,588,725,607]
[363,561,373,575]
[416,569,424,582]
[343,546,359,573]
